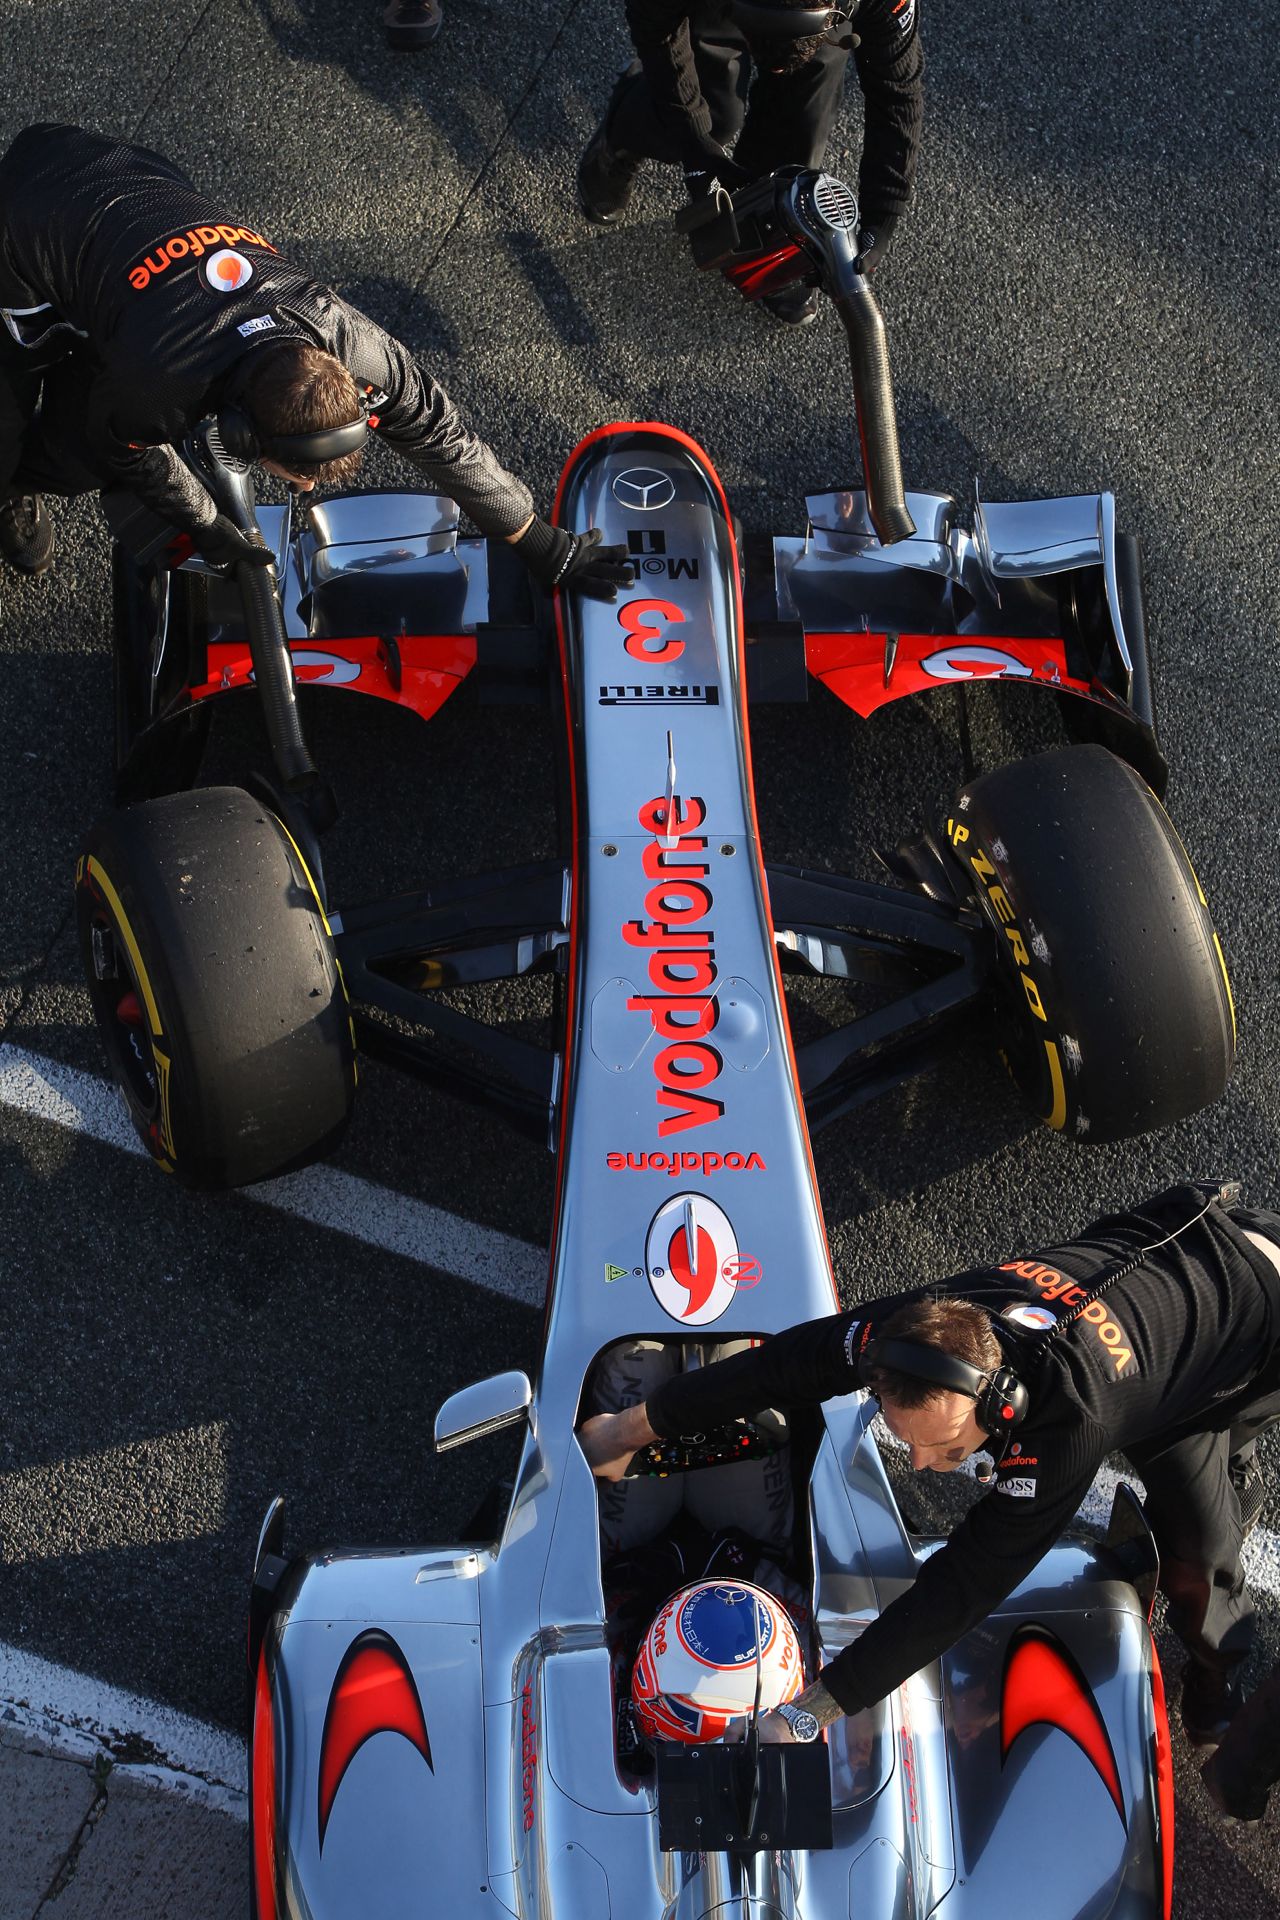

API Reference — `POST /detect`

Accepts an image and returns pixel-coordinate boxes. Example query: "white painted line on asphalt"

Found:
[0,1641,247,1821]
[0,1044,547,1306]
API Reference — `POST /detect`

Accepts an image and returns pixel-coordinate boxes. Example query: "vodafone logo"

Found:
[646,1193,740,1325]
[205,249,254,293]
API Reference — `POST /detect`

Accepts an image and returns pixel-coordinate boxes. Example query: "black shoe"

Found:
[761,283,820,328]
[1201,1753,1269,1827]
[382,0,441,49]
[0,494,54,575]
[1230,1453,1267,1539]
[577,122,642,226]
[1181,1662,1243,1752]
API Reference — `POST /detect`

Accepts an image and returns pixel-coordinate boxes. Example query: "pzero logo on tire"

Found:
[646,1193,741,1324]
[945,817,1067,1130]
[612,468,676,511]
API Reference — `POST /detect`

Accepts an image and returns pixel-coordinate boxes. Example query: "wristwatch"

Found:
[775,1701,821,1743]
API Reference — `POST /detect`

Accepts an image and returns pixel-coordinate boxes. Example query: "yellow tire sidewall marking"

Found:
[84,856,179,1164]
[85,857,163,1039]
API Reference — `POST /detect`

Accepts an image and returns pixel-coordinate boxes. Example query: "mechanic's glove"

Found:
[190,514,275,571]
[682,135,750,201]
[513,517,634,601]
[855,213,899,278]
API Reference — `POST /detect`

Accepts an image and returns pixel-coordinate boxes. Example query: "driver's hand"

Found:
[576,1405,655,1479]
[191,513,275,571]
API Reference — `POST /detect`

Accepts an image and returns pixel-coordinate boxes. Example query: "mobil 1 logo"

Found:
[627,529,700,582]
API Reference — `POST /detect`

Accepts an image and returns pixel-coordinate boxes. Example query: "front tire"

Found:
[942,745,1235,1143]
[76,786,356,1188]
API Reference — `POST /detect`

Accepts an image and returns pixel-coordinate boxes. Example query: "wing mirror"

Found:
[434,1371,533,1453]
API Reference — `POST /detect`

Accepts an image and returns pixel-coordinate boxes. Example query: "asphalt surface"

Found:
[1,0,1278,1911]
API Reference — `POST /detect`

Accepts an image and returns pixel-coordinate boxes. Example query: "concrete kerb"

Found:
[0,1662,246,1920]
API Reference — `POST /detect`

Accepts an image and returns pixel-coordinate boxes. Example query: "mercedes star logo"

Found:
[612,467,676,511]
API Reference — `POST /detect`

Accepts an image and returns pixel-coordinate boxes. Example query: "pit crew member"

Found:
[577,0,924,325]
[0,124,630,599]
[579,1183,1280,1750]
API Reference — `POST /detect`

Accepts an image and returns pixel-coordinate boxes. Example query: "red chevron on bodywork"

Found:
[318,1629,433,1849]
[1000,1623,1126,1827]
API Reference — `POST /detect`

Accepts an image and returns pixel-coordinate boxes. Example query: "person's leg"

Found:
[682,1338,794,1551]
[0,343,54,572]
[580,22,750,223]
[688,20,751,155]
[1128,1426,1253,1671]
[1126,1426,1253,1744]
[733,38,850,176]
[6,350,104,498]
[592,1340,684,1554]
[1201,1660,1280,1823]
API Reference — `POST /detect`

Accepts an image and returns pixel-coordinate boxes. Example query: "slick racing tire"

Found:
[942,744,1235,1143]
[76,786,356,1189]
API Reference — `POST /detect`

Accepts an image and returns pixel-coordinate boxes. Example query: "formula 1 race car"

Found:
[74,166,1227,1918]
[77,165,1233,1190]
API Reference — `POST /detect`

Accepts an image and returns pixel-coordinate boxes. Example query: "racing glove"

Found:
[682,135,750,202]
[513,517,634,601]
[855,213,899,278]
[190,514,276,571]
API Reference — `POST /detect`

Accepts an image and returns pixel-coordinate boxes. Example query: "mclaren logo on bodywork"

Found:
[318,1629,433,1849]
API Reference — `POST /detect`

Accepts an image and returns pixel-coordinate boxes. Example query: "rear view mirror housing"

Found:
[434,1371,533,1453]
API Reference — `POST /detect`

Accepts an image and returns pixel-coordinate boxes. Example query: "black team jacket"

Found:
[623,0,924,221]
[645,1186,1280,1714]
[0,124,532,537]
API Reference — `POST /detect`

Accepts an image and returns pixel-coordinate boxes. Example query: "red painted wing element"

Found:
[805,630,1091,719]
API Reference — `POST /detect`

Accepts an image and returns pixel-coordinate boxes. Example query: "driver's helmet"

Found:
[631,1579,804,1744]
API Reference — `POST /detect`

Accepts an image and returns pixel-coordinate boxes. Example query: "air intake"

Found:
[812,174,859,232]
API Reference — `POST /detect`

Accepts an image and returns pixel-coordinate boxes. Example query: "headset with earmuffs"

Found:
[860,1339,1029,1435]
[726,0,860,50]
[215,398,368,470]
[859,1180,1242,1473]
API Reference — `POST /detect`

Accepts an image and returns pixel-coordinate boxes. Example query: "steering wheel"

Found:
[622,1417,784,1479]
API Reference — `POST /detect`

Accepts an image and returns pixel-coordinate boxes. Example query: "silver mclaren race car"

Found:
[75,170,1230,1919]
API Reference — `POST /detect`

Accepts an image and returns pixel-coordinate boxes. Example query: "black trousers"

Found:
[0,332,103,500]
[1203,1659,1280,1813]
[607,25,849,176]
[1127,1214,1280,1674]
